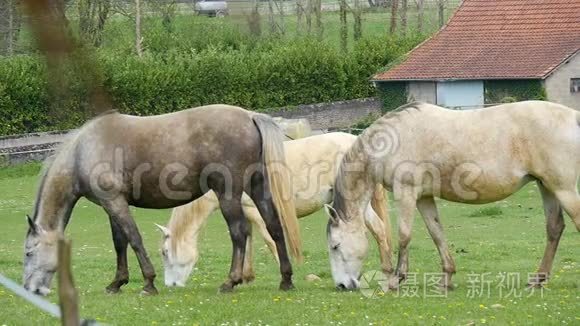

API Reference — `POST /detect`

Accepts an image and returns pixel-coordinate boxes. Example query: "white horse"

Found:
[156,132,392,287]
[326,101,580,290]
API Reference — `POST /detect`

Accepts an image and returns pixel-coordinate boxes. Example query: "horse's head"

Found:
[23,216,59,296]
[156,224,198,287]
[325,204,368,291]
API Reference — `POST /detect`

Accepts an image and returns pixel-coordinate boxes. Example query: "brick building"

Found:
[373,0,580,110]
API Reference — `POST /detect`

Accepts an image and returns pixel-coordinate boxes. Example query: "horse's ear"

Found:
[324,204,340,225]
[154,223,170,237]
[26,215,37,234]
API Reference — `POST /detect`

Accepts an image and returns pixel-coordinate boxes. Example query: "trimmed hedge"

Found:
[0,36,419,135]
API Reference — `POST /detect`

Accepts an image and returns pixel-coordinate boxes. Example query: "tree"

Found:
[314,0,322,39]
[353,0,362,41]
[296,0,304,34]
[135,0,143,57]
[305,0,312,34]
[267,0,285,35]
[78,0,111,47]
[438,0,445,27]
[389,0,398,34]
[149,0,177,33]
[400,0,407,36]
[416,0,424,34]
[246,0,262,36]
[339,0,347,51]
[0,0,21,55]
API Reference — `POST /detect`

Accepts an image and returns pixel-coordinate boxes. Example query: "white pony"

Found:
[156,132,392,287]
[326,101,580,290]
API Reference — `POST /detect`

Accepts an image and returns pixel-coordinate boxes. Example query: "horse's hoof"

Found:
[219,283,235,293]
[387,276,401,290]
[141,286,159,296]
[279,281,295,291]
[526,282,544,290]
[105,286,121,294]
[243,274,256,284]
[439,282,455,291]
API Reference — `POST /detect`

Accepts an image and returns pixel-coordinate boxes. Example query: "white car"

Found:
[195,0,228,17]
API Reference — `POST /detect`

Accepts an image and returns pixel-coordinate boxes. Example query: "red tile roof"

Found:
[374,0,580,81]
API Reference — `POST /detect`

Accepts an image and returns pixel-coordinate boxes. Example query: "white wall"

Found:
[408,81,437,103]
[545,52,580,110]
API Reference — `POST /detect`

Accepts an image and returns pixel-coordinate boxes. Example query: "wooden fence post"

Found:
[58,238,80,326]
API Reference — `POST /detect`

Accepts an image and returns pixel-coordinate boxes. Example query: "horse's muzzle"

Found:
[336,279,360,291]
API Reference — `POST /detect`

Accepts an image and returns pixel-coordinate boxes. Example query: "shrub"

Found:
[484,80,547,104]
[0,35,415,135]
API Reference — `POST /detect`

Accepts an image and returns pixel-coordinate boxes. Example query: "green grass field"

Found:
[0,164,578,325]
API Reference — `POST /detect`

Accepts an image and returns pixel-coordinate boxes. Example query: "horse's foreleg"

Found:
[217,197,249,293]
[250,173,294,291]
[529,183,566,287]
[416,196,456,290]
[105,216,130,294]
[389,192,416,290]
[101,198,158,295]
[364,206,393,278]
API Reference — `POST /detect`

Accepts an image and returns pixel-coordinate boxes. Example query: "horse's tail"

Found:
[252,114,303,263]
[371,184,392,250]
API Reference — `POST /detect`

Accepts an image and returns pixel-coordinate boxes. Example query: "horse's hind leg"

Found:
[105,216,130,294]
[217,194,250,292]
[416,196,456,290]
[101,198,158,295]
[529,182,565,287]
[248,172,294,291]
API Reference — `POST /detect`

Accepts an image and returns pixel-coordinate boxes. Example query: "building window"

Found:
[571,78,580,93]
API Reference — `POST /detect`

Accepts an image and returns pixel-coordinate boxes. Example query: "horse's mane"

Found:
[167,195,215,253]
[30,134,74,222]
[168,205,197,251]
[332,102,425,220]
[31,111,119,221]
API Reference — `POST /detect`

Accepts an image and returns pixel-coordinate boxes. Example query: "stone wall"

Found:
[0,98,382,165]
[270,98,382,130]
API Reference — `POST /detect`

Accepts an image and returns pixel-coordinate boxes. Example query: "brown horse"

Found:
[157,133,392,287]
[23,104,301,295]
